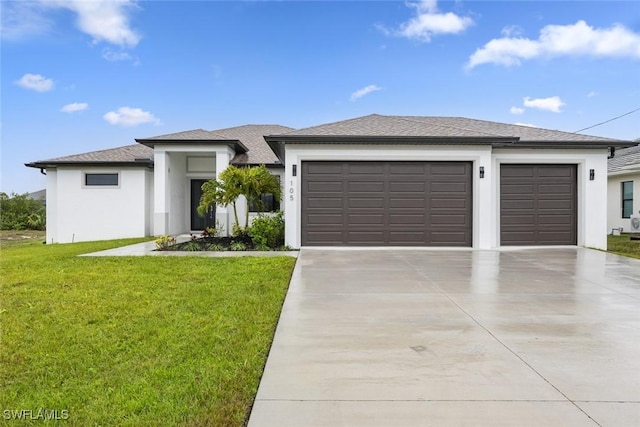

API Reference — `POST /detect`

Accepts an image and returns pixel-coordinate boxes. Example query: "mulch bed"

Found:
[161,233,257,251]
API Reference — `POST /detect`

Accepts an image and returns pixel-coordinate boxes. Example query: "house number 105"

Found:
[289,180,294,201]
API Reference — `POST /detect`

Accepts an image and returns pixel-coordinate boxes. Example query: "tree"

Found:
[197,165,282,233]
[241,165,282,227]
[197,165,244,228]
[0,192,46,230]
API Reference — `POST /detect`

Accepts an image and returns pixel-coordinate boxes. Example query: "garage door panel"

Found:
[539,184,574,195]
[307,214,344,225]
[348,198,385,208]
[500,164,576,246]
[389,182,425,192]
[388,214,426,225]
[305,231,344,244]
[539,199,572,209]
[306,163,343,174]
[538,166,574,178]
[502,184,535,195]
[502,215,535,226]
[431,198,467,209]
[431,163,469,175]
[348,214,385,225]
[389,198,426,208]
[302,161,472,246]
[431,182,467,193]
[348,163,385,174]
[502,200,535,210]
[307,197,343,209]
[389,163,426,174]
[308,181,343,192]
[348,182,385,192]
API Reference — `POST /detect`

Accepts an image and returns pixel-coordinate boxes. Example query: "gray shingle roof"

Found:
[278,114,623,142]
[608,144,640,174]
[207,125,292,164]
[26,144,153,168]
[137,128,232,141]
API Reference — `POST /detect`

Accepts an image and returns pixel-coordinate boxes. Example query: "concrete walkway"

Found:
[248,248,640,427]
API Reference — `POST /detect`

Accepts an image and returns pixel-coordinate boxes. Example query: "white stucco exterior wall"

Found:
[284,145,609,250]
[47,166,152,243]
[608,171,640,233]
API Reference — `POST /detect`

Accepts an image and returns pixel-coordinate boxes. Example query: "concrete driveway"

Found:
[248,248,640,427]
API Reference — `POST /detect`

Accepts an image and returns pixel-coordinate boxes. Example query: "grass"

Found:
[0,229,46,249]
[1,237,296,426]
[607,234,640,259]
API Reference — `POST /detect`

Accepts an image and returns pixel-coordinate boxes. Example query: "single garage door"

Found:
[500,164,577,246]
[301,161,472,246]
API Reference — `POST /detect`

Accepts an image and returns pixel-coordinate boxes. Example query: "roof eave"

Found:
[264,135,518,144]
[25,160,154,169]
[135,138,248,153]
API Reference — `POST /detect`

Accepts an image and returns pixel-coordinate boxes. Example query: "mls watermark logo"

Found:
[3,409,69,421]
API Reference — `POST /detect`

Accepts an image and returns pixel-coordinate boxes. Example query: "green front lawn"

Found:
[1,238,296,426]
[607,234,640,259]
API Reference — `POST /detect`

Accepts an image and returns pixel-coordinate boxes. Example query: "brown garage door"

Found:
[500,164,577,246]
[301,161,472,246]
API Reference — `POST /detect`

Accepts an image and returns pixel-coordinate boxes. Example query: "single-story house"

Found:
[608,142,640,233]
[26,114,636,249]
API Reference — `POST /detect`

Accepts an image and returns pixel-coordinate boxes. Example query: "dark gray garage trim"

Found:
[500,164,577,246]
[301,161,472,246]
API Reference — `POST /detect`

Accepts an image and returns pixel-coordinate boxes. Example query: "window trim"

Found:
[83,172,120,188]
[622,180,633,219]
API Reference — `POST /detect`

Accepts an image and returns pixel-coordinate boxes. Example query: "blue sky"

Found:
[2,0,639,194]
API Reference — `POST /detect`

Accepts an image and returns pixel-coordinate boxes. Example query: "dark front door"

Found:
[191,179,215,231]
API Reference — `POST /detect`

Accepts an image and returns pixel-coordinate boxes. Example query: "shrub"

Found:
[248,211,284,249]
[155,235,176,250]
[207,243,226,251]
[230,242,247,251]
[185,241,201,251]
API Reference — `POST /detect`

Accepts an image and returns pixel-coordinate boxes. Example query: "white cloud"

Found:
[15,73,54,92]
[1,1,52,40]
[510,106,525,115]
[523,96,565,113]
[587,91,598,98]
[350,84,382,101]
[103,107,160,127]
[102,48,132,62]
[382,0,473,43]
[467,20,640,69]
[45,0,141,47]
[60,102,88,113]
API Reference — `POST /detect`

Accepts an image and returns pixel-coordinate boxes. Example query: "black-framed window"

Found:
[85,173,119,186]
[249,176,281,213]
[622,181,633,218]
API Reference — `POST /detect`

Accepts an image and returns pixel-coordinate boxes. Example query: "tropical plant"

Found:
[154,235,176,250]
[198,165,282,232]
[241,165,282,227]
[197,165,244,229]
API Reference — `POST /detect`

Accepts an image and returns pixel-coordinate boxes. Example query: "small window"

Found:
[622,181,633,218]
[85,173,119,186]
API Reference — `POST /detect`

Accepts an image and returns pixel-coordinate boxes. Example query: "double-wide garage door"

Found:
[500,164,577,245]
[301,161,472,246]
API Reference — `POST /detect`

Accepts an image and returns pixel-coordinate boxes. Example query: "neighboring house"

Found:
[26,114,635,249]
[608,141,640,233]
[26,189,46,206]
